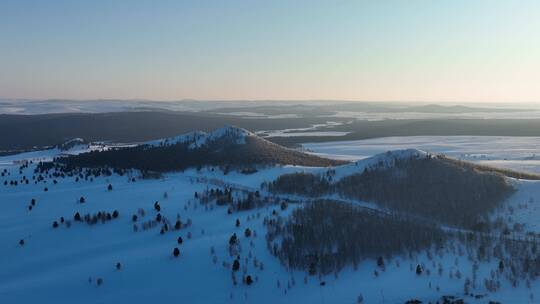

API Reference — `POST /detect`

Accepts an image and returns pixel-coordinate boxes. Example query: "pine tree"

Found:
[464,278,471,295]
[309,262,317,276]
[377,256,385,268]
[416,264,423,275]
[229,233,238,245]
[232,259,240,272]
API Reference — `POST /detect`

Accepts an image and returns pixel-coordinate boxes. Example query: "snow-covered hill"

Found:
[57,138,87,151]
[329,148,427,180]
[2,141,540,303]
[51,126,344,172]
[144,126,253,149]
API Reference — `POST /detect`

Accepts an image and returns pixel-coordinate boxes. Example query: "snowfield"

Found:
[2,138,540,303]
[304,136,540,174]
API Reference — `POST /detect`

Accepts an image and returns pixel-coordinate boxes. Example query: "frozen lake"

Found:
[304,136,540,174]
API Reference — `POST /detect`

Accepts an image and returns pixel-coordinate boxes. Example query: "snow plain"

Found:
[305,136,540,174]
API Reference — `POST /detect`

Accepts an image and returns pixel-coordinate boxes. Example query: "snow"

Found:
[263,131,350,137]
[144,126,253,149]
[495,179,540,234]
[330,110,540,121]
[304,136,540,174]
[218,112,301,119]
[204,126,253,144]
[329,148,428,180]
[59,137,85,147]
[256,121,346,138]
[2,137,540,303]
[0,126,255,167]
[144,131,208,148]
[0,142,133,166]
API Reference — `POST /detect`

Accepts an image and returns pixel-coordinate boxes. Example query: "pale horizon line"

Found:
[1,97,539,106]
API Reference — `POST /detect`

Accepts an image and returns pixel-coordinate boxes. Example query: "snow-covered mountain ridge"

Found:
[330,148,428,180]
[144,126,254,149]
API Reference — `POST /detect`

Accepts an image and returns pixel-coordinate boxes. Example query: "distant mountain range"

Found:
[2,102,540,153]
[0,111,345,153]
[0,99,532,115]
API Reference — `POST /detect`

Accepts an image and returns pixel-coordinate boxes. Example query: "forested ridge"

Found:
[266,200,446,274]
[43,134,344,173]
[267,155,515,228]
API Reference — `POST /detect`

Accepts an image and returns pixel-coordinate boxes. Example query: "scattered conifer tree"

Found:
[416,264,423,275]
[232,259,240,272]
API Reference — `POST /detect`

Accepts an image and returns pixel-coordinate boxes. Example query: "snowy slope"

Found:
[0,140,132,166]
[329,148,428,180]
[1,145,540,303]
[144,126,253,149]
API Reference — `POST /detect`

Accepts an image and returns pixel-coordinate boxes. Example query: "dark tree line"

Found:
[267,172,331,196]
[266,200,446,275]
[39,135,342,174]
[71,210,120,226]
[195,187,285,212]
[265,200,540,292]
[36,162,126,179]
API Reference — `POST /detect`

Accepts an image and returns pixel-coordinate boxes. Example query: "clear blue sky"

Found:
[1,0,539,102]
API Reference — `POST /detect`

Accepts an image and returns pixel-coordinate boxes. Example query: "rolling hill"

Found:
[267,149,516,228]
[46,126,345,173]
